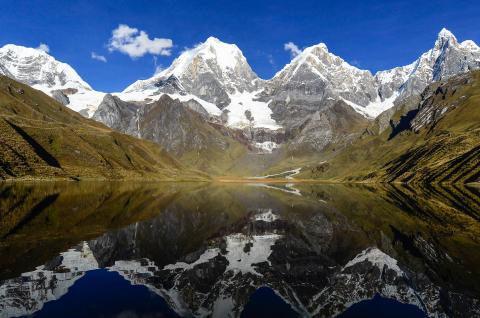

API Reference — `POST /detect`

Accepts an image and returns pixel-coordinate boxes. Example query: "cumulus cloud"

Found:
[284,42,301,58]
[108,24,173,58]
[91,52,107,62]
[36,43,50,53]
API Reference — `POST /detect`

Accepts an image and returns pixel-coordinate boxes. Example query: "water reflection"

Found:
[0,182,479,317]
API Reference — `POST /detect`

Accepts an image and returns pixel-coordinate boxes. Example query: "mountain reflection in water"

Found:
[0,182,479,318]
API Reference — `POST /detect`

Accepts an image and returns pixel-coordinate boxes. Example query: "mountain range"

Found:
[2,29,478,120]
[0,28,479,181]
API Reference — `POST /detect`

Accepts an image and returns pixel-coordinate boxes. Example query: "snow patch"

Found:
[114,90,222,116]
[110,259,158,275]
[341,93,398,119]
[64,90,106,117]
[255,141,279,153]
[163,248,221,271]
[224,233,281,275]
[157,233,281,276]
[224,90,281,130]
[343,247,403,275]
[253,209,280,222]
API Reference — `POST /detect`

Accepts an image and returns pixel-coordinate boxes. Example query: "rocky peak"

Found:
[266,41,381,126]
[0,44,105,116]
[434,28,458,50]
[160,37,245,78]
[273,42,371,83]
[122,37,260,109]
[92,94,139,134]
[124,36,258,93]
[376,28,480,104]
[0,44,91,90]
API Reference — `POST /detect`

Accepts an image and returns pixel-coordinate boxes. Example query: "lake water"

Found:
[0,182,479,318]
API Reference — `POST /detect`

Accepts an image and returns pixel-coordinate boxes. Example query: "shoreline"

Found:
[1,176,478,186]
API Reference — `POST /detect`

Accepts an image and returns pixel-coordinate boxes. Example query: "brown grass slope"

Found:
[0,76,205,180]
[300,71,480,184]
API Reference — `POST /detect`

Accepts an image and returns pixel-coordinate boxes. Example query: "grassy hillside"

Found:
[295,71,480,184]
[0,76,206,181]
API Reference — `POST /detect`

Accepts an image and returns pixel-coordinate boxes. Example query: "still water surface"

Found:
[0,182,479,317]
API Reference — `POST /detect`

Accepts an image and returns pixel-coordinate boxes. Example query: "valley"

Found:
[2,2,480,317]
[0,28,479,183]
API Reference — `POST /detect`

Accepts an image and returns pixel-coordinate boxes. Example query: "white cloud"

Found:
[108,24,173,58]
[36,43,50,53]
[284,42,301,58]
[91,52,107,62]
[152,56,163,75]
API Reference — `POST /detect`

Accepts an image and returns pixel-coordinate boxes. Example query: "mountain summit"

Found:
[120,37,278,130]
[0,44,105,116]
[0,44,90,90]
[0,44,104,116]
[123,37,260,109]
[376,28,480,102]
[268,42,380,115]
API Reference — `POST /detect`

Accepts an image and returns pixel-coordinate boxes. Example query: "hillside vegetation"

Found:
[292,71,480,184]
[0,76,205,181]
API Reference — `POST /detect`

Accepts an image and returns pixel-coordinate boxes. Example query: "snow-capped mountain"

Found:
[2,29,479,155]
[256,28,480,151]
[0,44,105,117]
[266,43,383,116]
[123,36,259,105]
[0,242,98,318]
[2,29,478,124]
[376,28,480,101]
[119,37,280,130]
[265,28,480,120]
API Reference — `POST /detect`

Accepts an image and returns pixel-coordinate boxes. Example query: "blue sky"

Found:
[1,0,479,91]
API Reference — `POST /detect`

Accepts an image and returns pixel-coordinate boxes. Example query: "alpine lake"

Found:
[0,181,479,318]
